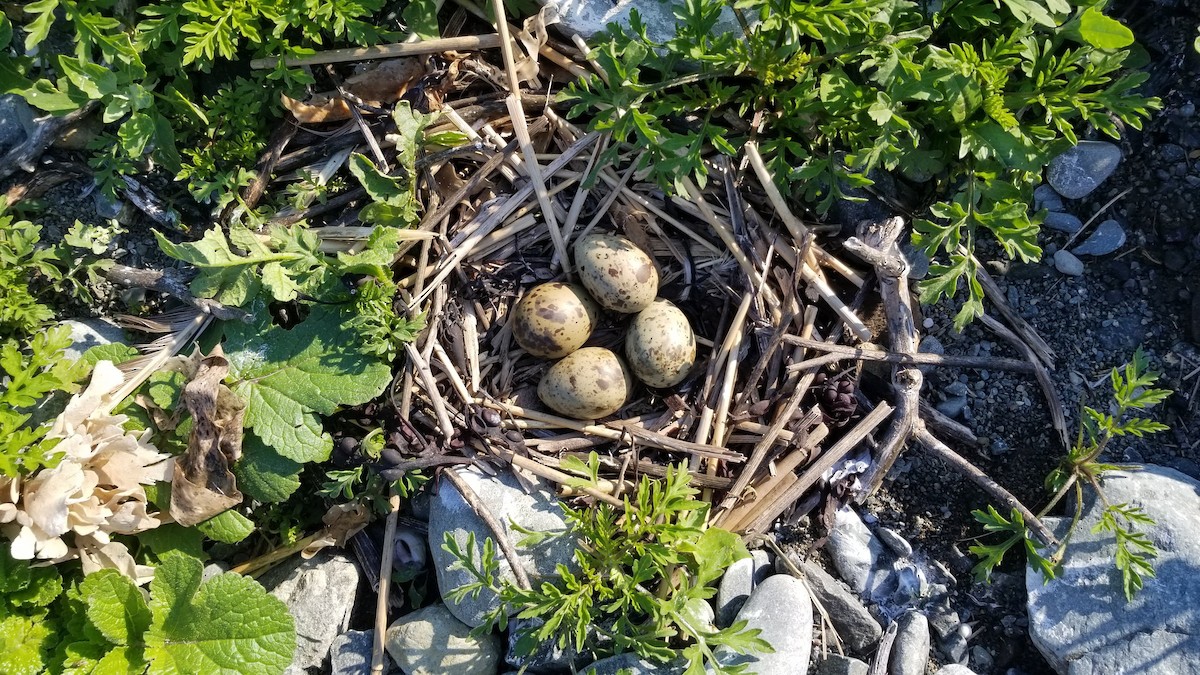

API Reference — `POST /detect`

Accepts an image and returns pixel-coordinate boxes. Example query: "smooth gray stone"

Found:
[1047,141,1122,199]
[0,95,35,155]
[877,527,913,558]
[1071,219,1126,256]
[1043,211,1083,233]
[935,395,968,419]
[918,336,944,376]
[812,653,869,675]
[506,617,587,673]
[60,318,127,361]
[428,466,575,627]
[827,507,888,595]
[385,604,501,675]
[715,549,772,627]
[889,611,930,675]
[540,0,738,43]
[1053,250,1084,276]
[331,630,397,675]
[901,242,930,280]
[934,667,978,675]
[1033,184,1065,212]
[260,551,360,674]
[720,574,813,675]
[1027,466,1200,674]
[800,561,883,653]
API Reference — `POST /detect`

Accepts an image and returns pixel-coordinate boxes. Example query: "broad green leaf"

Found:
[19,79,78,113]
[348,153,405,204]
[0,614,54,675]
[197,509,255,544]
[137,523,207,562]
[225,305,392,463]
[119,112,156,156]
[233,434,302,503]
[83,343,140,366]
[57,56,118,99]
[80,569,152,646]
[0,15,12,49]
[146,553,295,674]
[689,528,748,585]
[93,645,147,675]
[402,0,440,40]
[7,564,62,608]
[1078,7,1134,50]
[146,370,188,410]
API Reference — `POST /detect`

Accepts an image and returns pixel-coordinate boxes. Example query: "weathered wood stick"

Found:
[783,336,1035,373]
[250,35,505,68]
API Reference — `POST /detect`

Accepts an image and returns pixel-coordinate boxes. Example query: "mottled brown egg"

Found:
[624,300,696,388]
[511,283,600,358]
[537,347,634,419]
[574,233,659,313]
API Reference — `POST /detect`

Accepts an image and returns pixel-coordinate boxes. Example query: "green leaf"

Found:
[233,435,303,503]
[0,15,12,50]
[146,370,188,410]
[23,0,59,50]
[688,528,748,586]
[402,0,440,40]
[80,569,152,646]
[83,343,140,366]
[0,614,54,675]
[137,524,207,562]
[1078,7,1135,50]
[119,112,156,156]
[225,305,392,463]
[196,509,255,544]
[146,553,295,674]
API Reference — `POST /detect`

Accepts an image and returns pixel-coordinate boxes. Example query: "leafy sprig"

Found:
[445,459,772,674]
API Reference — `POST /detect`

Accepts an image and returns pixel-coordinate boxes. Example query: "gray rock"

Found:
[1071,219,1126,256]
[935,396,968,419]
[970,645,994,673]
[1047,141,1122,199]
[507,617,588,673]
[428,466,575,627]
[541,0,739,44]
[889,611,929,675]
[799,561,883,653]
[940,630,970,664]
[1053,249,1084,276]
[260,551,360,674]
[715,549,771,627]
[1043,211,1083,233]
[581,653,685,675]
[0,95,35,155]
[60,318,127,361]
[934,667,978,675]
[901,242,930,280]
[811,653,869,675]
[1028,466,1200,674]
[385,604,501,675]
[720,574,813,675]
[918,336,944,376]
[332,630,393,675]
[877,527,913,558]
[1033,184,1065,212]
[827,507,888,595]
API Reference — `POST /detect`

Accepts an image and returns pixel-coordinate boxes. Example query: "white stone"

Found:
[260,551,360,674]
[385,604,501,675]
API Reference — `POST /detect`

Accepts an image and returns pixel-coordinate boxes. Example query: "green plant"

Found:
[57,552,295,673]
[445,457,772,675]
[0,547,63,675]
[970,349,1170,601]
[0,325,91,476]
[565,0,1157,328]
[3,0,394,202]
[0,200,62,338]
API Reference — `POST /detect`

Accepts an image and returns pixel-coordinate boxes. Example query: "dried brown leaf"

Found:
[282,58,426,123]
[300,502,371,558]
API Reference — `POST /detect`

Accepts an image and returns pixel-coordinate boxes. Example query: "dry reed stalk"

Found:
[249,35,505,68]
[783,337,1036,373]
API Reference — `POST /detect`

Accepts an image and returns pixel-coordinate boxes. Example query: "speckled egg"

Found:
[574,233,659,313]
[537,347,634,419]
[511,283,600,358]
[624,300,696,388]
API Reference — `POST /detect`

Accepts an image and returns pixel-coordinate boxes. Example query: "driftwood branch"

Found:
[784,336,1036,373]
[0,101,100,181]
[101,264,251,322]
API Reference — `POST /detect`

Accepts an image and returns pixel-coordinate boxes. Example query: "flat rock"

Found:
[385,604,501,675]
[260,550,360,674]
[715,549,772,627]
[934,667,978,675]
[799,561,883,653]
[332,629,397,675]
[61,318,127,361]
[720,574,813,674]
[1047,141,1122,199]
[827,507,889,595]
[1053,250,1084,276]
[1027,466,1200,674]
[1043,211,1083,233]
[540,0,739,44]
[428,466,575,627]
[1071,219,1126,256]
[812,653,869,675]
[0,95,35,155]
[890,611,930,675]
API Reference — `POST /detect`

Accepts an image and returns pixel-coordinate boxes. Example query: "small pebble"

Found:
[1047,141,1122,199]
[1071,219,1126,256]
[1043,211,1083,233]
[1053,250,1084,276]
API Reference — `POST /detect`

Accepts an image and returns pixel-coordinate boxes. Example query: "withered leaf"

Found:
[170,346,245,527]
[282,58,426,123]
[301,502,371,559]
